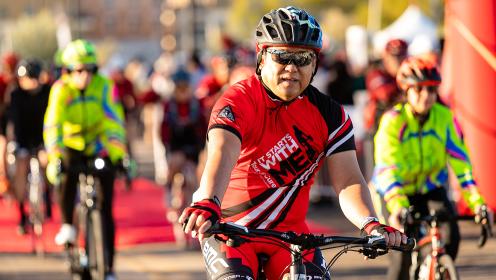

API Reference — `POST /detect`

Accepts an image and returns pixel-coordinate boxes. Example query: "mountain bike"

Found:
[64,157,111,280]
[207,221,416,279]
[402,206,492,280]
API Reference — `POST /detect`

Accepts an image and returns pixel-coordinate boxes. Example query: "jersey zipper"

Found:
[417,123,423,194]
[81,89,87,147]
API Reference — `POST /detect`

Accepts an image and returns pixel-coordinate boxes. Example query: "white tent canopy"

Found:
[372,5,439,57]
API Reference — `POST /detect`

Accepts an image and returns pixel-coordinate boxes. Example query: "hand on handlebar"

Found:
[362,221,408,248]
[178,197,221,240]
[474,204,493,247]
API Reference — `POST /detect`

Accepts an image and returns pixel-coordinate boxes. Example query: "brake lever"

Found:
[477,206,493,248]
[361,236,389,259]
[360,247,384,259]
[478,225,488,248]
[478,219,493,248]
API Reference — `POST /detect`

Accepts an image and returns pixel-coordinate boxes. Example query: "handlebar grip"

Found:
[476,205,493,248]
[391,238,416,252]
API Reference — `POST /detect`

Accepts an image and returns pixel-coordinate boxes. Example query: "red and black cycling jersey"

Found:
[209,75,355,232]
[160,98,207,160]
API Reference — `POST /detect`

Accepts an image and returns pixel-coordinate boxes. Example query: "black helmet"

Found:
[256,6,323,52]
[16,58,43,79]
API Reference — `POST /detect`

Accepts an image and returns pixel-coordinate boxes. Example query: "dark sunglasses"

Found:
[266,49,316,67]
[414,85,438,93]
[69,64,98,74]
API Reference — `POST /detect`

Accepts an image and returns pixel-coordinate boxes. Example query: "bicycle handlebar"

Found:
[208,222,415,258]
[401,206,493,249]
[60,157,114,175]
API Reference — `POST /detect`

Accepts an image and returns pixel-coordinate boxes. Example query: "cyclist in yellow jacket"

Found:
[44,39,126,280]
[372,56,493,280]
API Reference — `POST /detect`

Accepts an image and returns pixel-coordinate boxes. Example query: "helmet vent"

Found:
[299,25,309,42]
[267,26,280,39]
[281,22,293,41]
[278,10,290,20]
[263,15,272,24]
[311,29,320,41]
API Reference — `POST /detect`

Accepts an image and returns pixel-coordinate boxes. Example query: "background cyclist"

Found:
[0,52,20,195]
[179,6,407,280]
[372,56,494,280]
[9,58,51,235]
[43,39,126,280]
[161,68,206,247]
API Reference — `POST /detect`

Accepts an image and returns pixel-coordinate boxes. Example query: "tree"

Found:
[10,9,58,63]
[352,0,442,28]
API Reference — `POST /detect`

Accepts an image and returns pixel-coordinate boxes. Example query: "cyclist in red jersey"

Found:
[179,6,407,280]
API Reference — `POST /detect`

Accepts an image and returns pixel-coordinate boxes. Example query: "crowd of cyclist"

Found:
[0,5,493,280]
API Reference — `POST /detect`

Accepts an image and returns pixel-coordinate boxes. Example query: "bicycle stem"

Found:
[289,244,306,280]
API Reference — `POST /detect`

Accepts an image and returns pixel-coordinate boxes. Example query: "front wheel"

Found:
[87,210,107,280]
[435,255,459,280]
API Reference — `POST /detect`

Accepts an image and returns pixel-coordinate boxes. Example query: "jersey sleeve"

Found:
[43,80,66,162]
[208,85,254,142]
[102,79,127,163]
[324,102,356,156]
[373,109,410,213]
[445,113,485,210]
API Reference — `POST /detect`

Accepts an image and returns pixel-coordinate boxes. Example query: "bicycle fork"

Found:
[414,220,444,280]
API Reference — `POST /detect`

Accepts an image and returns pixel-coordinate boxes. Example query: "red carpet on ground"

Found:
[0,178,174,253]
[0,178,335,253]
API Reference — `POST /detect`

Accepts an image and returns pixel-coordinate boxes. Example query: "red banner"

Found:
[442,0,496,214]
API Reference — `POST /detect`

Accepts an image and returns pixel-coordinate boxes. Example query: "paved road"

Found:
[0,209,494,280]
[0,139,494,280]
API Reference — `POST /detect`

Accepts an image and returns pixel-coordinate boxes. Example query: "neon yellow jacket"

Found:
[43,73,126,164]
[373,103,484,213]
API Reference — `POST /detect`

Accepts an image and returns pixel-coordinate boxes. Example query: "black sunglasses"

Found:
[69,64,98,74]
[266,49,316,67]
[414,85,438,93]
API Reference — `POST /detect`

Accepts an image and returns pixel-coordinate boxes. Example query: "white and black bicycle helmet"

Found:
[255,6,323,52]
[255,6,322,75]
